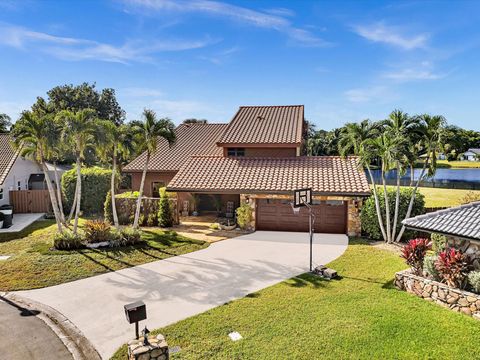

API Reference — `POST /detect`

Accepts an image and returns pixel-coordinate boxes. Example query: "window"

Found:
[152,181,166,198]
[17,181,21,191]
[0,188,3,200]
[227,148,245,157]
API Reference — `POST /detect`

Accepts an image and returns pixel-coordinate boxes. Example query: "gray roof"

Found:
[402,202,480,240]
[0,134,19,186]
[466,148,480,155]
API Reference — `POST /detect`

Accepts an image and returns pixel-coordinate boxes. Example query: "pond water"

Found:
[369,168,480,190]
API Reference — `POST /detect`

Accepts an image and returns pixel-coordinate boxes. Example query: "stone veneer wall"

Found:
[395,269,480,318]
[128,334,169,360]
[240,194,363,236]
[446,237,480,269]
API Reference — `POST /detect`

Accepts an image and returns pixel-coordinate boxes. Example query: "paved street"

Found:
[18,231,348,359]
[0,296,72,360]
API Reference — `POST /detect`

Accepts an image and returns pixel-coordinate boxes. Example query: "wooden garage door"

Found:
[256,199,347,234]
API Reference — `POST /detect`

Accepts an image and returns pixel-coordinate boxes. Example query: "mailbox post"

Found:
[124,301,147,339]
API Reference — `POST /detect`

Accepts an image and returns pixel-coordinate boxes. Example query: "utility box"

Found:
[314,265,338,280]
[124,301,146,324]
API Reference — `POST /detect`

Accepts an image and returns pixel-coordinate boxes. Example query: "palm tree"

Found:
[56,109,97,234]
[338,120,388,241]
[133,109,175,229]
[395,114,446,242]
[382,110,416,242]
[11,112,63,232]
[97,120,136,229]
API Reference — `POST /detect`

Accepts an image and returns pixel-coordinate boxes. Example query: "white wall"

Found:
[0,157,42,206]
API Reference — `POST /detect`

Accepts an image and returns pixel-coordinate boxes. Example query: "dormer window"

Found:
[227,148,245,157]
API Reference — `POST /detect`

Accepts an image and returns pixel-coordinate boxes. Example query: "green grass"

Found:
[0,220,208,291]
[436,160,480,168]
[111,238,480,360]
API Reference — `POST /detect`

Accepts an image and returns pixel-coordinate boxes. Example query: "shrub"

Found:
[461,191,480,205]
[84,219,112,243]
[468,271,480,293]
[236,203,252,230]
[53,231,84,250]
[116,191,140,198]
[62,167,118,215]
[209,222,220,230]
[423,255,440,281]
[436,248,471,289]
[361,187,425,241]
[110,228,143,247]
[158,189,174,227]
[431,233,447,254]
[401,238,431,275]
[104,190,113,223]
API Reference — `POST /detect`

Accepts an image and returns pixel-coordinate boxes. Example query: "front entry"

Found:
[256,199,347,234]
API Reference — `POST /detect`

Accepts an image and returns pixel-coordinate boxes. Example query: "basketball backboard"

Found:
[293,188,312,207]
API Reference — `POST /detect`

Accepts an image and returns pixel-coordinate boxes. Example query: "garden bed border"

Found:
[395,269,480,318]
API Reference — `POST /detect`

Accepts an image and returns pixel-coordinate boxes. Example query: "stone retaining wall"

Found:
[395,269,480,318]
[128,334,169,360]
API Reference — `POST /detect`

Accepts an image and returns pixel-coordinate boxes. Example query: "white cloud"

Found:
[344,86,390,103]
[122,0,329,47]
[353,22,428,50]
[0,22,215,63]
[384,68,444,81]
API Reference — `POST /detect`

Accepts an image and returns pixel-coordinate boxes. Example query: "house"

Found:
[0,134,67,207]
[402,202,480,266]
[123,105,370,235]
[461,148,480,161]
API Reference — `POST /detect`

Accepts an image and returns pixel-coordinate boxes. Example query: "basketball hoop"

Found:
[291,203,301,215]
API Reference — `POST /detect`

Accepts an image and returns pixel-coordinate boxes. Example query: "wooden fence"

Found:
[9,190,52,213]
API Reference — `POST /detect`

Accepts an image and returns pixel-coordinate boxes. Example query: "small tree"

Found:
[236,203,252,230]
[158,189,174,227]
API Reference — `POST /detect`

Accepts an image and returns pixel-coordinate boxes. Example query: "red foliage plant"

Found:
[435,248,471,289]
[401,238,431,275]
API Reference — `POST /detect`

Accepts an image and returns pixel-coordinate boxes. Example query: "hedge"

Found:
[360,187,425,241]
[62,167,117,215]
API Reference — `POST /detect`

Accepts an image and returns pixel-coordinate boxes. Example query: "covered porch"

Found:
[177,192,240,219]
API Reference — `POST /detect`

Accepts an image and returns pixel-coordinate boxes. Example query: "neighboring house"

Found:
[0,134,68,207]
[461,148,480,161]
[123,105,370,235]
[403,202,480,265]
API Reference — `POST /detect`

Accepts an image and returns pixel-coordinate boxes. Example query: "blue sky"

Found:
[1,0,480,130]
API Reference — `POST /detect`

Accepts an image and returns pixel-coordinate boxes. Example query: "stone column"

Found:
[128,334,169,360]
[347,198,362,237]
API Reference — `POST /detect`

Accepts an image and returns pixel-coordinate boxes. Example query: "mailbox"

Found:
[124,301,146,324]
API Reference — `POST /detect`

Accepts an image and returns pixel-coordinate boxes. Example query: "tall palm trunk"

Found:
[395,155,430,242]
[53,161,66,224]
[40,159,63,232]
[391,162,401,242]
[133,152,150,229]
[68,190,77,222]
[73,154,82,234]
[366,166,388,241]
[381,165,392,243]
[111,147,119,229]
[409,162,415,186]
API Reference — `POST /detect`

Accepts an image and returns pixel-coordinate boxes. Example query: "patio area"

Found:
[0,213,45,234]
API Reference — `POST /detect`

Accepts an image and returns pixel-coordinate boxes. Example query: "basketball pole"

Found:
[303,200,313,272]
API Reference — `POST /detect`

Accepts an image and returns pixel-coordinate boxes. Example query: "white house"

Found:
[461,148,480,161]
[0,134,69,207]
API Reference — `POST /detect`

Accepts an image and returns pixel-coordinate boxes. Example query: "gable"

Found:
[0,134,19,186]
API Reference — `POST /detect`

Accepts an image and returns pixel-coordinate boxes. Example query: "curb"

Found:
[2,292,101,360]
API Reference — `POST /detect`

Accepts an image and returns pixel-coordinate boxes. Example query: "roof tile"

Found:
[0,134,19,186]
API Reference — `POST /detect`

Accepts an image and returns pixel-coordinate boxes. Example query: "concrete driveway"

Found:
[17,231,348,359]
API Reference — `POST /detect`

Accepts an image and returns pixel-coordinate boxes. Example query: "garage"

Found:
[256,199,347,234]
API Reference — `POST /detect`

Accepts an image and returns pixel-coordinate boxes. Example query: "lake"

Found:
[369,168,480,190]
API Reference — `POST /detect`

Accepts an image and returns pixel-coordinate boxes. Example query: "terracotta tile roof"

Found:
[402,202,480,241]
[0,134,19,186]
[167,156,371,196]
[123,123,228,172]
[217,105,304,145]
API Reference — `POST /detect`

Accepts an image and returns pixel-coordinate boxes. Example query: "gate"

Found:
[9,190,52,213]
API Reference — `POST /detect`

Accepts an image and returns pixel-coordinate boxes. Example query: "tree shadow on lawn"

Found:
[141,229,203,247]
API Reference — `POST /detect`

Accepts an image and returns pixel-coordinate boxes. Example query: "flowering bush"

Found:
[401,238,431,275]
[84,219,112,243]
[435,248,471,289]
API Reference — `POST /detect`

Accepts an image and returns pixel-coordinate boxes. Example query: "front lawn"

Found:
[112,238,480,359]
[0,220,207,291]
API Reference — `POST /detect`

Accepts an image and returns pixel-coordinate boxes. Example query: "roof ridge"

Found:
[238,105,304,108]
[403,201,480,224]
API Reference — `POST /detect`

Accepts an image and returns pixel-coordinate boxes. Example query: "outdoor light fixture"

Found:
[124,301,147,339]
[244,196,250,204]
